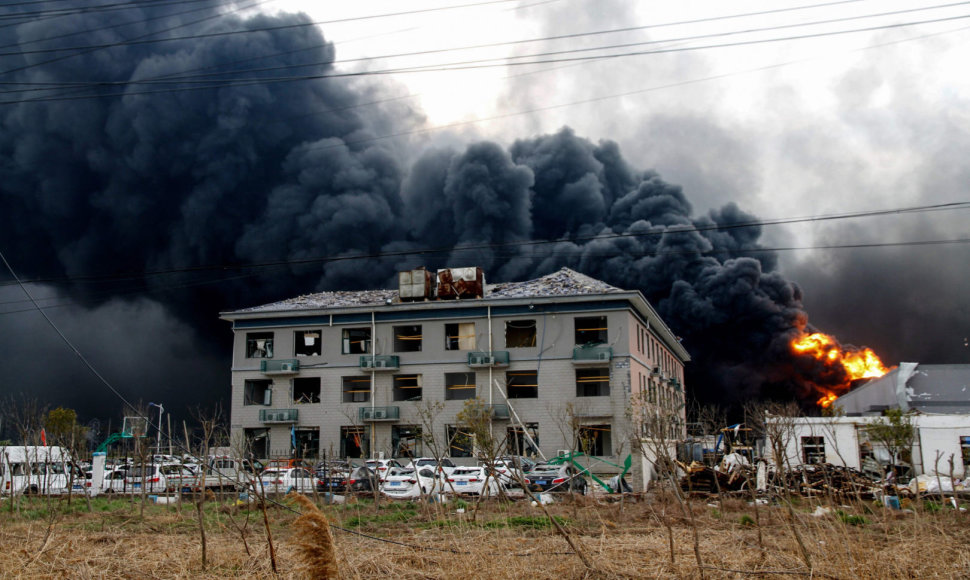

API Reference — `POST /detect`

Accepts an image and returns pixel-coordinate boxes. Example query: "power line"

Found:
[3,7,967,104]
[3,3,967,95]
[2,201,967,290]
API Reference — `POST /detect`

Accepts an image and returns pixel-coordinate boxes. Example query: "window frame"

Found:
[392,374,423,402]
[243,380,272,406]
[294,329,322,357]
[575,368,610,397]
[246,332,274,359]
[506,370,538,399]
[574,315,608,345]
[577,424,612,456]
[505,319,537,348]
[341,376,371,403]
[445,372,476,400]
[342,328,371,354]
[445,322,476,350]
[393,324,423,352]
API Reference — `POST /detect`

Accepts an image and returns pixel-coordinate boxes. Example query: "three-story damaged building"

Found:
[221,267,689,475]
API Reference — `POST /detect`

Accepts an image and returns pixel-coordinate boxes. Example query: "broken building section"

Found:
[769,364,970,483]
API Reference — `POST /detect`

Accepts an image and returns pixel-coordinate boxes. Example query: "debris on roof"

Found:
[232,267,625,314]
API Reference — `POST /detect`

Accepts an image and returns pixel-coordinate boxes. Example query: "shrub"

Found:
[738,514,756,527]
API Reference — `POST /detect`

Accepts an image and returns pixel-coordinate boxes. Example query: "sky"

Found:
[0,0,968,435]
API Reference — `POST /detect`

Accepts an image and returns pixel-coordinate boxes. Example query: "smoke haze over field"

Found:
[1,0,968,426]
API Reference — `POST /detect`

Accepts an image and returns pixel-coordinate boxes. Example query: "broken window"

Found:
[342,328,371,354]
[445,372,476,400]
[294,428,320,460]
[802,436,826,464]
[578,424,612,456]
[505,320,537,348]
[576,368,610,397]
[341,426,368,458]
[506,370,538,399]
[447,425,473,458]
[243,380,272,406]
[246,332,274,358]
[393,325,422,352]
[342,376,371,403]
[294,330,321,357]
[392,374,422,402]
[575,316,608,345]
[393,425,422,459]
[292,377,321,404]
[445,322,476,350]
[244,428,269,458]
[506,423,539,456]
[962,436,970,468]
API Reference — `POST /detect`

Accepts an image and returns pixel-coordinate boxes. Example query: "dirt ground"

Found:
[0,492,967,579]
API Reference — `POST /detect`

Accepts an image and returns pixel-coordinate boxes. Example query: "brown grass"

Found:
[0,493,967,579]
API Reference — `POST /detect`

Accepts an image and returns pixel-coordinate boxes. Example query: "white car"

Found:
[446,467,501,497]
[255,467,317,495]
[364,459,405,481]
[406,457,457,477]
[380,467,443,499]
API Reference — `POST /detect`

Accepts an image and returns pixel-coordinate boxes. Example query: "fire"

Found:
[791,332,891,407]
[816,392,838,408]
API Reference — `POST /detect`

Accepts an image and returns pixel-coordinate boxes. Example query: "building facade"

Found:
[221,268,690,476]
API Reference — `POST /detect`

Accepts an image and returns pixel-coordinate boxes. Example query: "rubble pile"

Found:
[679,462,881,499]
[489,268,623,298]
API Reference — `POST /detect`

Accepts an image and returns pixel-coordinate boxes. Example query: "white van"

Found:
[0,446,80,495]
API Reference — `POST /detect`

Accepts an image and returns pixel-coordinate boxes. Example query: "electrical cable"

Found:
[3,6,969,101]
[1,200,966,289]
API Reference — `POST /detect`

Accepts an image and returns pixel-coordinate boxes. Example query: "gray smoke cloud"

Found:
[2,1,949,426]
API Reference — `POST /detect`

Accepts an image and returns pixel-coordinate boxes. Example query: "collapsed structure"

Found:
[221,267,689,485]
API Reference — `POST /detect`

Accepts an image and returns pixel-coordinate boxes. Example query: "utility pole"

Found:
[148,402,164,456]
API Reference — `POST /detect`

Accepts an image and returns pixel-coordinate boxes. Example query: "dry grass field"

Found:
[0,492,967,579]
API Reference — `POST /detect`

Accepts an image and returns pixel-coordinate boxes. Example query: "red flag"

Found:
[41,428,47,446]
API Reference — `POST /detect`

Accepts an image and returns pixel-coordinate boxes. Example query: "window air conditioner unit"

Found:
[557,449,571,458]
[280,362,295,372]
[372,409,387,419]
[596,351,610,361]
[651,366,661,376]
[470,354,486,365]
[375,359,387,368]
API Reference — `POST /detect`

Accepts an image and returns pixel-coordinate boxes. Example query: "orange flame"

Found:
[791,332,890,407]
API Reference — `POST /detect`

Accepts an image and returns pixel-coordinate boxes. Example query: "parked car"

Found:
[524,463,588,494]
[256,467,317,495]
[381,467,443,499]
[364,459,404,481]
[345,466,381,494]
[124,463,188,494]
[486,456,536,488]
[315,464,351,493]
[406,457,457,476]
[100,468,135,494]
[446,466,501,496]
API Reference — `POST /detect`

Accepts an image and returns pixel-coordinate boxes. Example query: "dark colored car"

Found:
[524,463,588,494]
[345,466,380,493]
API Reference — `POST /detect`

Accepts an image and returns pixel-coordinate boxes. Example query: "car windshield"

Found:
[453,468,480,476]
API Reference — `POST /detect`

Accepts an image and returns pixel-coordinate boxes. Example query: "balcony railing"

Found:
[359,355,400,371]
[359,406,400,421]
[260,359,300,374]
[467,350,510,368]
[489,404,511,420]
[259,409,298,423]
[572,344,613,364]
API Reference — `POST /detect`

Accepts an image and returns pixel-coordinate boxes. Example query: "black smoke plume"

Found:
[0,1,886,422]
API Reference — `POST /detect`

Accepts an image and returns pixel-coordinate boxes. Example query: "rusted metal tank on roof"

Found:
[436,267,485,300]
[398,268,435,301]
